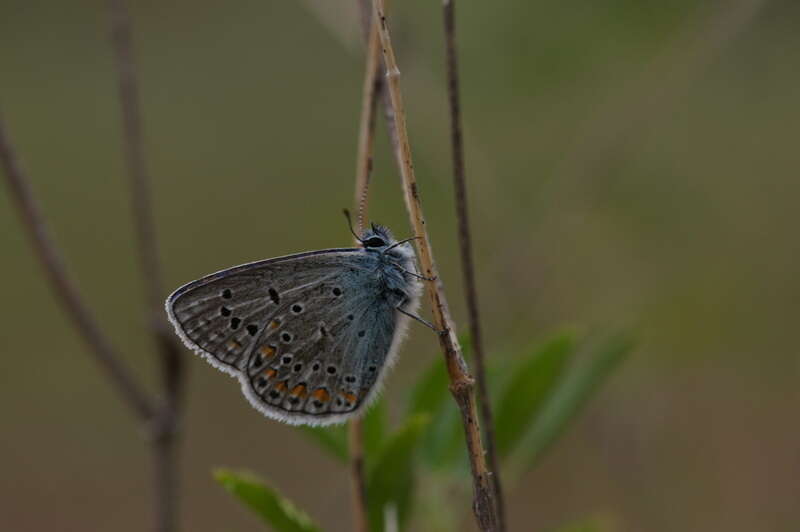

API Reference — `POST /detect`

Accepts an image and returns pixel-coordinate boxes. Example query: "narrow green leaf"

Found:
[363,398,386,461]
[214,469,319,532]
[366,414,430,532]
[512,331,634,470]
[408,356,450,416]
[299,424,348,463]
[407,357,463,469]
[494,332,576,457]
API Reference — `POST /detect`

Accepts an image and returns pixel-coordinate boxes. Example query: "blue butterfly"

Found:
[166,224,424,426]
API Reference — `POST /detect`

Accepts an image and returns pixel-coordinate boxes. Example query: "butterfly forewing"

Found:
[166,248,407,425]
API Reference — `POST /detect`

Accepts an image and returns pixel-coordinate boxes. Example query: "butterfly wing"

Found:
[166,248,413,426]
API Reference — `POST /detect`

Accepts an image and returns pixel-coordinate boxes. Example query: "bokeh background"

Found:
[2,1,799,530]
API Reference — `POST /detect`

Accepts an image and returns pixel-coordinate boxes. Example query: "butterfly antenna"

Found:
[382,236,421,254]
[342,209,364,243]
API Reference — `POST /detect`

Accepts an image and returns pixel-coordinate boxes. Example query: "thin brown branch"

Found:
[371,2,498,530]
[348,7,385,532]
[441,1,505,529]
[356,0,402,176]
[107,2,184,531]
[353,18,383,231]
[0,113,157,422]
[348,419,369,532]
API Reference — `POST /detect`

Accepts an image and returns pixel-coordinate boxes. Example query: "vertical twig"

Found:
[371,1,499,530]
[353,17,383,232]
[349,7,384,532]
[357,0,402,173]
[441,1,505,529]
[0,114,156,422]
[108,2,184,531]
[348,419,369,532]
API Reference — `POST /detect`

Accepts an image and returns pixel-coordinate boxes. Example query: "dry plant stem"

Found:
[353,19,383,231]
[348,419,369,532]
[108,1,184,531]
[371,1,498,530]
[0,115,156,421]
[356,0,401,174]
[348,13,385,532]
[441,1,505,529]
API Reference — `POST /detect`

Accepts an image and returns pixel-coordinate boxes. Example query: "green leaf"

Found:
[407,357,463,469]
[511,331,634,470]
[363,398,386,461]
[494,332,576,457]
[366,414,430,532]
[300,424,348,463]
[214,469,320,532]
[408,356,450,417]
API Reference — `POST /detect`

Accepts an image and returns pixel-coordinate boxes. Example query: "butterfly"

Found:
[165,223,424,426]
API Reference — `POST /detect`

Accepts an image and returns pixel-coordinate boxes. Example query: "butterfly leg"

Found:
[391,263,437,282]
[395,305,447,335]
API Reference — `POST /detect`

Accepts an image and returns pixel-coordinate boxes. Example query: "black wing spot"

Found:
[269,390,280,399]
[291,304,303,314]
[281,355,293,365]
[326,365,337,375]
[268,288,280,305]
[230,317,241,330]
[312,363,320,371]
[246,324,258,336]
[293,363,303,372]
[319,325,328,337]
[220,306,231,317]
[312,400,323,408]
[257,377,267,387]
[281,332,293,343]
[345,375,356,383]
[222,289,232,299]
[335,398,343,406]
[368,365,377,373]
[288,396,300,405]
[332,287,342,297]
[347,314,354,321]
[357,330,366,338]
[253,357,263,368]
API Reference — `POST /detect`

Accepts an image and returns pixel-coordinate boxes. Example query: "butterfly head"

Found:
[361,223,394,249]
[360,223,415,262]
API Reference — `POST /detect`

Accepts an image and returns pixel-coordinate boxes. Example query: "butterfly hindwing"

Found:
[166,248,412,425]
[242,260,399,424]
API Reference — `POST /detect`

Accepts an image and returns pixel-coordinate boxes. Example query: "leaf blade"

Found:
[494,332,576,457]
[214,469,320,532]
[511,331,635,470]
[366,414,430,532]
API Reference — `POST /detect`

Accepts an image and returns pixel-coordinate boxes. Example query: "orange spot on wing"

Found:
[226,340,241,350]
[312,388,330,402]
[342,392,358,404]
[290,384,307,398]
[258,345,276,357]
[268,320,281,330]
[263,369,277,379]
[274,380,288,392]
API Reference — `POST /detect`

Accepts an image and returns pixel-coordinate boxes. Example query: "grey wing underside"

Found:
[166,248,401,425]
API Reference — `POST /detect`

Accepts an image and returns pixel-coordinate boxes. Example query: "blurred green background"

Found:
[2,0,799,530]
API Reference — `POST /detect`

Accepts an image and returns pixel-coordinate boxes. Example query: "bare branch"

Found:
[107,1,184,530]
[441,1,505,529]
[370,2,498,529]
[348,6,386,531]
[0,113,156,422]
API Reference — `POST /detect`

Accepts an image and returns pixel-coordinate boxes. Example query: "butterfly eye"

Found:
[363,237,386,248]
